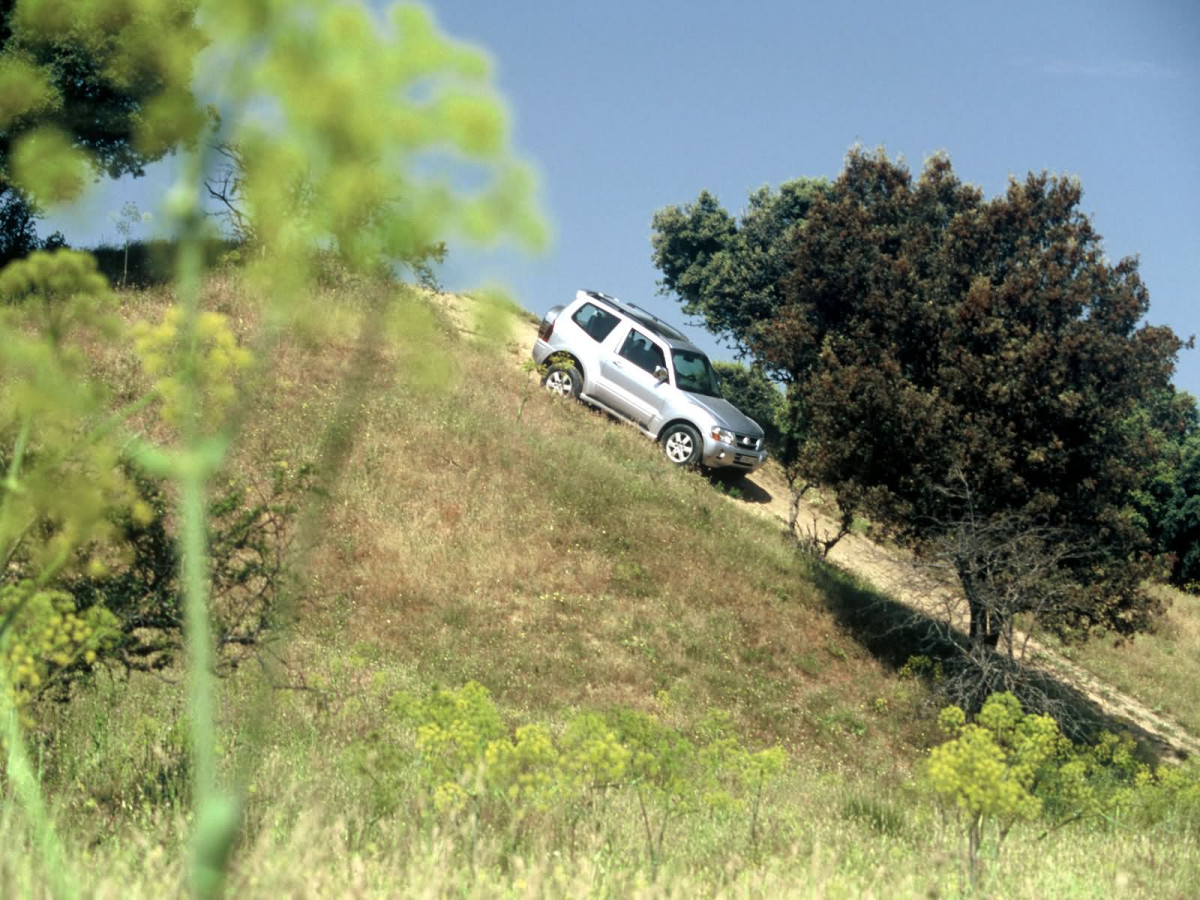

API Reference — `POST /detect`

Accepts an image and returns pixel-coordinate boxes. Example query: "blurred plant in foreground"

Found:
[0,1,546,896]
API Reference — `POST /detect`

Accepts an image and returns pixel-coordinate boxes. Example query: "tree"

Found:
[650,178,828,359]
[110,200,150,285]
[758,148,1185,653]
[203,139,450,288]
[1128,389,1200,592]
[1157,430,1200,591]
[0,0,204,262]
[910,475,1111,712]
[0,188,39,260]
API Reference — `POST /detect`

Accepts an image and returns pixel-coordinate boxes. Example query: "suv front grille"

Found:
[733,433,762,451]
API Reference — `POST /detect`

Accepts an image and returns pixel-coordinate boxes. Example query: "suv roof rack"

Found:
[581,289,689,344]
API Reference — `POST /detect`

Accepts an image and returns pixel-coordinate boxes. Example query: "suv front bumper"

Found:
[703,438,767,473]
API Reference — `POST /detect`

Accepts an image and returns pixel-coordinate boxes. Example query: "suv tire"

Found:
[543,361,582,399]
[661,423,702,467]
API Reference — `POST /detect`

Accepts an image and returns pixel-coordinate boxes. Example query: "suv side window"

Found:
[571,302,619,343]
[618,328,666,375]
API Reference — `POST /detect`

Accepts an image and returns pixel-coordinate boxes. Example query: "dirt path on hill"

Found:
[445,294,1199,759]
[737,463,1200,759]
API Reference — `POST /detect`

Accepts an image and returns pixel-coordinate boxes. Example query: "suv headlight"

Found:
[710,427,734,444]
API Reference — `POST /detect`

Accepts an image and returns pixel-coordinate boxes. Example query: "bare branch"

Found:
[204,142,256,246]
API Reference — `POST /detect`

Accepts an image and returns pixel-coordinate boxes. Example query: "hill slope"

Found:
[17,278,1200,898]
[469,290,1200,759]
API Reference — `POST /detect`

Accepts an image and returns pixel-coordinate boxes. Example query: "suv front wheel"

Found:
[543,361,582,399]
[660,423,702,467]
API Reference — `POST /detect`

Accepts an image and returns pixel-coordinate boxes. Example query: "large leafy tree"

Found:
[650,177,828,359]
[0,0,204,262]
[1163,433,1200,590]
[758,149,1185,651]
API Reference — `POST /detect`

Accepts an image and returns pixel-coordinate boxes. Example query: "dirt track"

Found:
[467,296,1199,759]
[738,462,1200,759]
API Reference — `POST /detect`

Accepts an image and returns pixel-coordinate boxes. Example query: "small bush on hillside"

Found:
[0,250,136,720]
[0,456,311,722]
[928,691,1200,877]
[0,584,120,725]
[0,251,307,705]
[0,255,310,706]
[65,462,313,680]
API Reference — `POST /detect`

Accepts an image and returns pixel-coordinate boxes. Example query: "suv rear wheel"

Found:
[661,423,702,467]
[543,361,582,399]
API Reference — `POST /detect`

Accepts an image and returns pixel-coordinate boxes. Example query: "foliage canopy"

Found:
[0,1,546,894]
[1131,389,1200,591]
[713,360,783,449]
[650,178,828,359]
[753,149,1185,648]
[1159,431,1200,590]
[0,0,205,261]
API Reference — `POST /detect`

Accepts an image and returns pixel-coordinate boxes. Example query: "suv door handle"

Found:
[610,360,623,369]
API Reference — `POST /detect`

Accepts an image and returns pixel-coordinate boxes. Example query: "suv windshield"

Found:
[672,350,721,397]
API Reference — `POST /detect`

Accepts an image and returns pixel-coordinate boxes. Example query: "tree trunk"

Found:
[960,568,1002,651]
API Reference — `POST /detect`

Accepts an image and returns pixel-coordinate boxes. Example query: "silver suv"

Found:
[531,290,768,474]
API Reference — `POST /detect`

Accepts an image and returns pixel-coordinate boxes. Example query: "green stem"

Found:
[0,420,74,894]
[0,414,35,642]
[181,468,215,797]
[2,413,31,487]
[1,412,32,528]
[80,391,159,456]
[0,678,76,900]
[749,771,763,849]
[169,150,234,899]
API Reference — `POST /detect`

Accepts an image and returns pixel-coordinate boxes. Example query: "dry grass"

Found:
[27,273,1199,897]
[79,274,923,756]
[279,297,911,753]
[1056,586,1200,736]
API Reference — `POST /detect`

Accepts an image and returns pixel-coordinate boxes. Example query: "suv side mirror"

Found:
[653,365,669,383]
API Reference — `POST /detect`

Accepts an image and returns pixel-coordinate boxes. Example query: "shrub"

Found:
[928,693,1076,871]
[928,691,1200,876]
[65,461,313,679]
[354,682,786,870]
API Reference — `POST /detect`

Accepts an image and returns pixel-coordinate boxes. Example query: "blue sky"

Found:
[430,0,1200,395]
[48,0,1200,394]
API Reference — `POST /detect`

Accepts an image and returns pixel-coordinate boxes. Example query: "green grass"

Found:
[29,643,1200,899]
[23,661,1200,897]
[9,276,1200,897]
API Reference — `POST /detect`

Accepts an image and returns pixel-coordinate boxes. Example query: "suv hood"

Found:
[686,395,764,437]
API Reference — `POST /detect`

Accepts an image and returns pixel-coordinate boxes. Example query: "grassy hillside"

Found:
[10,275,1200,897]
[1044,587,1200,736]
